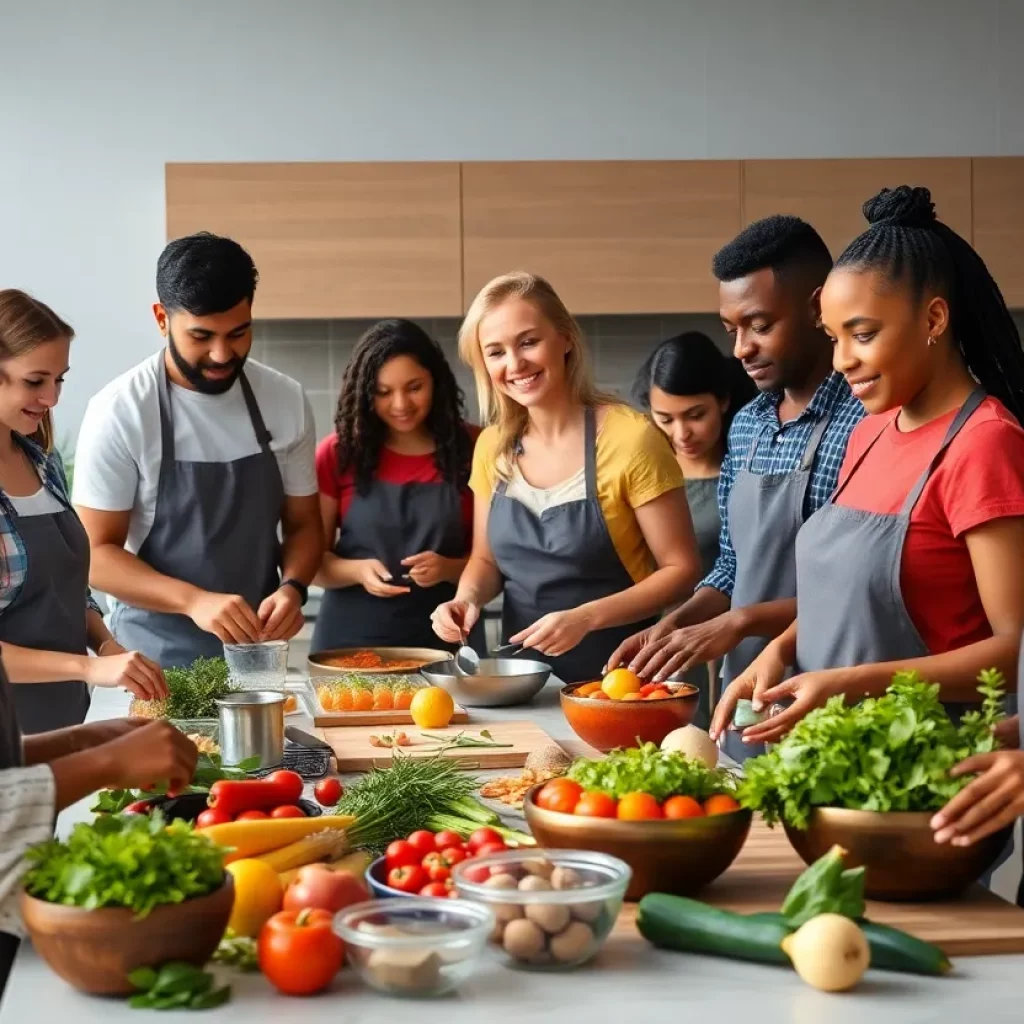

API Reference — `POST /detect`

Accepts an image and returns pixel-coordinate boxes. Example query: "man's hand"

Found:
[631,611,745,681]
[99,720,200,796]
[357,559,411,598]
[187,591,262,644]
[258,586,305,641]
[932,750,1024,847]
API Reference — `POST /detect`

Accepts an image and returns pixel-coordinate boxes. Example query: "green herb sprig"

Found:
[128,962,230,1010]
[163,657,235,720]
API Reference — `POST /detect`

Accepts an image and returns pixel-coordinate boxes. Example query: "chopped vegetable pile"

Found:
[739,670,1006,828]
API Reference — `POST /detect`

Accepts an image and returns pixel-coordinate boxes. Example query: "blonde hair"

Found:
[458,272,617,479]
[0,289,74,452]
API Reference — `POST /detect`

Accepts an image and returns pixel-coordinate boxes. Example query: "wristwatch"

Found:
[281,578,309,605]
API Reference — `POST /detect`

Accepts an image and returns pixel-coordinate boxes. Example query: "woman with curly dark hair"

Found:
[312,319,482,652]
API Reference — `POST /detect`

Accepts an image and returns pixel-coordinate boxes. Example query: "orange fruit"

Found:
[576,681,603,697]
[336,686,355,711]
[409,686,455,728]
[663,795,705,819]
[619,692,645,701]
[393,688,414,711]
[353,689,374,712]
[373,689,394,711]
[616,792,663,821]
[704,794,741,816]
[318,688,336,711]
[589,690,611,700]
[644,688,672,700]
[602,668,643,700]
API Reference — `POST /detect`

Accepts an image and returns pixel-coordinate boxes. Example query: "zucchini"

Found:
[636,894,791,966]
[859,920,951,977]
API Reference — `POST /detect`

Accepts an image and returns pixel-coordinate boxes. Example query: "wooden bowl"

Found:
[559,681,699,752]
[783,808,1012,902]
[20,877,234,995]
[524,785,751,901]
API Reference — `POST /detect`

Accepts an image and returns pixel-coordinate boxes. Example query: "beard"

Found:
[168,330,247,396]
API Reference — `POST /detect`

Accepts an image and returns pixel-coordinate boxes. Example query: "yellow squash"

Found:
[198,814,355,863]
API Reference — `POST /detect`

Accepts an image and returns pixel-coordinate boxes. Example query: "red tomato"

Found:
[270,805,306,819]
[704,794,742,816]
[258,908,343,996]
[406,830,438,855]
[195,807,232,829]
[617,792,663,821]
[265,770,304,805]
[283,864,366,914]
[236,809,268,821]
[313,778,342,807]
[447,888,460,898]
[476,841,508,856]
[574,792,618,818]
[663,795,705,819]
[426,863,450,883]
[421,851,446,872]
[387,864,428,894]
[535,779,583,814]
[433,830,464,851]
[467,827,502,851]
[385,839,421,870]
[419,882,450,899]
[461,863,491,885]
[441,846,467,868]
[637,683,661,697]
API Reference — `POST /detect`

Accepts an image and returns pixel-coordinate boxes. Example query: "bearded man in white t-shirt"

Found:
[72,233,323,669]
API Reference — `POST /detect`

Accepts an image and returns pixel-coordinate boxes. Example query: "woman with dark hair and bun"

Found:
[312,319,483,653]
[633,333,756,724]
[713,186,1024,762]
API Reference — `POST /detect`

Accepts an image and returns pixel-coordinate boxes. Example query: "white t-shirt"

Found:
[72,352,317,553]
[8,487,66,518]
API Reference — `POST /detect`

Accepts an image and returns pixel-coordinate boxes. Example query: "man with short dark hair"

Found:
[73,233,322,668]
[608,215,865,760]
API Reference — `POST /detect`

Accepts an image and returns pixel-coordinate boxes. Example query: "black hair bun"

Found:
[862,185,937,229]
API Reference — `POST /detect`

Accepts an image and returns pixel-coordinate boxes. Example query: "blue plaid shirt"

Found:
[700,372,866,598]
[0,436,102,616]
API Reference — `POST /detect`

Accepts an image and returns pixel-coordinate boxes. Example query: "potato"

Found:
[550,866,583,891]
[550,921,594,963]
[502,918,546,960]
[525,901,571,935]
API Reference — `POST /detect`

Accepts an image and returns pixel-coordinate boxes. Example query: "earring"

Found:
[927,336,936,347]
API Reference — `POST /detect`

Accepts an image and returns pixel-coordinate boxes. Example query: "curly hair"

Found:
[334,319,473,494]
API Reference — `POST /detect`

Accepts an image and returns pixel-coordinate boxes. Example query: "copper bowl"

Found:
[20,877,234,995]
[783,808,1012,902]
[559,680,698,752]
[524,785,751,901]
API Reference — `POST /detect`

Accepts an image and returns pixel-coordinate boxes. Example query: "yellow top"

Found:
[469,404,684,583]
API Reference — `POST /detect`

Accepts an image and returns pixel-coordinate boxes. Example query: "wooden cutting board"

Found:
[612,818,1024,956]
[313,705,469,728]
[317,719,560,771]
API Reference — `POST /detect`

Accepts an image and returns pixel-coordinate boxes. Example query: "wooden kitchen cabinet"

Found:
[972,158,1024,308]
[461,161,742,314]
[165,162,463,319]
[743,159,973,258]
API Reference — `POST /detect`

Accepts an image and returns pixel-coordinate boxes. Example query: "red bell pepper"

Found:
[207,770,304,816]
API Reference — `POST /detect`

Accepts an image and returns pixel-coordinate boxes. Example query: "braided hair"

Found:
[334,319,473,494]
[834,185,1024,422]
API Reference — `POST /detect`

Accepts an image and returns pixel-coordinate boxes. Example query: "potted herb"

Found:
[20,811,233,995]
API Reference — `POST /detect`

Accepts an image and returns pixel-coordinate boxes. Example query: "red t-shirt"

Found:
[834,396,1024,654]
[315,426,479,547]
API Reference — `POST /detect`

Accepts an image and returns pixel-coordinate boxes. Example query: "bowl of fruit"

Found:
[560,670,698,752]
[523,744,750,901]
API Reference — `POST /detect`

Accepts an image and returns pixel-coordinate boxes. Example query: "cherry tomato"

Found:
[461,863,491,885]
[447,888,460,898]
[406,830,438,855]
[535,778,583,814]
[196,807,232,829]
[313,777,342,807]
[421,851,446,873]
[265,770,304,805]
[574,792,618,818]
[387,864,428,894]
[441,846,467,868]
[663,795,705,819]
[426,863,450,883]
[704,794,741,816]
[236,809,269,821]
[270,805,306,819]
[476,841,508,856]
[467,827,502,851]
[258,908,343,996]
[419,882,450,899]
[433,830,464,851]
[385,839,421,870]
[617,792,663,821]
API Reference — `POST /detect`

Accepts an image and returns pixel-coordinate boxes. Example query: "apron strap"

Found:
[899,388,986,518]
[583,407,598,501]
[799,410,832,471]
[238,372,274,451]
[156,357,178,479]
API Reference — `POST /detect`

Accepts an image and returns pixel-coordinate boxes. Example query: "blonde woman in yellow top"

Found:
[431,272,700,682]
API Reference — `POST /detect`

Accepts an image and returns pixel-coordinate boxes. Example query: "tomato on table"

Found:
[406,830,437,855]
[574,791,618,818]
[258,908,344,996]
[535,778,583,814]
[313,777,343,807]
[704,794,741,816]
[663,795,705,819]
[385,839,421,870]
[236,809,269,821]
[270,805,306,819]
[617,792,663,820]
[433,830,464,852]
[467,827,502,851]
[387,864,428,894]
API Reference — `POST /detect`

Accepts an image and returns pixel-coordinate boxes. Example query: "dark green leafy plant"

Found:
[128,962,231,1010]
[23,811,227,918]
[567,742,736,802]
[739,670,1006,828]
[163,658,234,719]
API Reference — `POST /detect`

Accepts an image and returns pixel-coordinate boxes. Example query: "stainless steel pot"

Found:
[216,690,286,768]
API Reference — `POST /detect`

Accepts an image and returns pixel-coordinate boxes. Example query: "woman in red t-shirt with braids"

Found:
[713,185,1024,766]
[312,319,483,654]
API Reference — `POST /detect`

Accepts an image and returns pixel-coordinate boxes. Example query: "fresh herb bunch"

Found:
[128,962,230,1010]
[213,932,259,972]
[739,670,1006,828]
[163,657,234,719]
[23,811,227,917]
[567,742,737,802]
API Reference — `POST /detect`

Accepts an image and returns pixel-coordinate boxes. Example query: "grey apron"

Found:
[794,389,985,726]
[312,472,483,653]
[0,485,90,734]
[111,362,284,669]
[721,411,832,762]
[683,475,721,728]
[488,408,657,683]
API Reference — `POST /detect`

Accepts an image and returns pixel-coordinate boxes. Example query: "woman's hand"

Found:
[932,750,1024,846]
[709,643,789,744]
[604,616,678,672]
[84,649,167,701]
[631,611,745,681]
[431,598,480,643]
[510,608,594,659]
[733,670,842,746]
[401,551,459,588]
[95,638,126,657]
[357,559,411,598]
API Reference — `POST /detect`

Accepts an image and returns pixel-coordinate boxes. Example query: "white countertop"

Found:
[4,683,1024,1022]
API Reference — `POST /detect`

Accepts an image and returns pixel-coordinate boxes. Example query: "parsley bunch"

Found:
[739,670,1006,828]
[567,742,736,802]
[23,811,227,918]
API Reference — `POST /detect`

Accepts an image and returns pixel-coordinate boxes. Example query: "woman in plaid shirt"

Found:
[0,291,166,734]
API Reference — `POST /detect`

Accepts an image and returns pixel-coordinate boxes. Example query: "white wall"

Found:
[3,0,1023,439]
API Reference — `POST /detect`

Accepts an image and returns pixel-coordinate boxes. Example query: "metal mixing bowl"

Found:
[419,657,551,707]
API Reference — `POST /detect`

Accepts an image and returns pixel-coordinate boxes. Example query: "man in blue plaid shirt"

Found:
[608,216,865,736]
